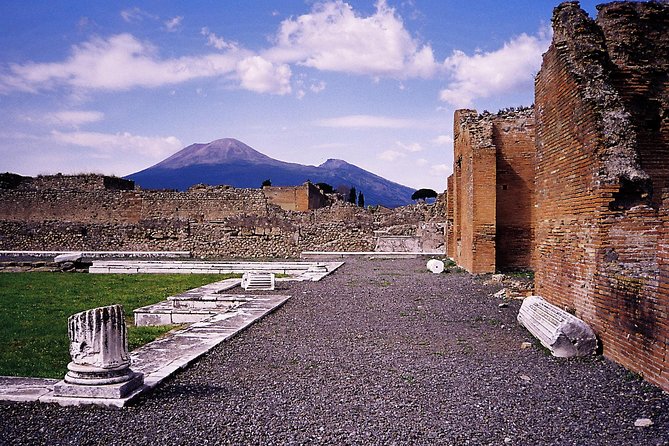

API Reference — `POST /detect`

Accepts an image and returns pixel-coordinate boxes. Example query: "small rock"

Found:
[498,302,509,308]
[520,342,532,349]
[494,289,506,299]
[520,375,531,382]
[491,274,505,283]
[504,437,512,444]
[634,418,653,427]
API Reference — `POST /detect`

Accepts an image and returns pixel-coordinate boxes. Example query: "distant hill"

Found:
[126,138,415,207]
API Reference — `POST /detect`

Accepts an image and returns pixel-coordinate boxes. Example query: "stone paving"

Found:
[2,258,668,445]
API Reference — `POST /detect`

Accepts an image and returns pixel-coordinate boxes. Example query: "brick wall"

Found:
[446,108,535,273]
[534,1,669,391]
[493,112,536,270]
[262,182,328,211]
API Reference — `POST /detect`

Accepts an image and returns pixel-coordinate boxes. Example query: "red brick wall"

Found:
[493,113,535,270]
[534,1,669,391]
[262,183,327,211]
[446,109,535,273]
[448,110,497,273]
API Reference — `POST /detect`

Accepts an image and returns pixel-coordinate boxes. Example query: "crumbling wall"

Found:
[534,1,669,391]
[447,110,496,273]
[0,174,442,258]
[446,108,535,273]
[261,182,328,211]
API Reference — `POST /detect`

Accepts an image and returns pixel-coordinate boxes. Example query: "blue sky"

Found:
[0,0,606,191]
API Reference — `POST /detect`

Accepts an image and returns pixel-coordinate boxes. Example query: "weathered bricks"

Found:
[446,108,535,273]
[534,1,669,391]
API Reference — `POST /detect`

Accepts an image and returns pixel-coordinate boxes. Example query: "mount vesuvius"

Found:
[126,138,416,208]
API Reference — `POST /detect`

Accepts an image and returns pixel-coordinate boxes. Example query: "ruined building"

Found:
[446,1,669,391]
[534,1,669,392]
[446,108,536,273]
[0,173,444,258]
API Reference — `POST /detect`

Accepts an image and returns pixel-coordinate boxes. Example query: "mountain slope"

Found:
[126,138,415,207]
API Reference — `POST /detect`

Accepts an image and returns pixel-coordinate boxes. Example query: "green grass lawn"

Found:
[0,272,234,379]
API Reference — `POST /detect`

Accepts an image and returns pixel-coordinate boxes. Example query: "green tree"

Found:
[357,191,365,207]
[411,188,438,201]
[261,179,272,187]
[348,187,357,204]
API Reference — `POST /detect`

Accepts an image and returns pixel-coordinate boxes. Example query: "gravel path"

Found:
[2,258,668,445]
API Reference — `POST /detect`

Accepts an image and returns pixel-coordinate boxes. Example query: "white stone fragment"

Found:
[241,272,276,290]
[634,418,653,427]
[54,252,83,263]
[517,296,598,358]
[427,259,445,274]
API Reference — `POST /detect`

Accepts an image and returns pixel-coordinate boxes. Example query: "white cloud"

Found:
[201,27,238,50]
[45,110,105,126]
[430,163,451,175]
[0,33,295,96]
[396,141,423,152]
[309,81,326,93]
[316,114,418,129]
[378,150,406,162]
[432,134,453,146]
[164,16,183,32]
[50,130,182,158]
[120,7,157,23]
[416,158,428,166]
[236,56,292,95]
[439,31,551,107]
[265,0,437,79]
[0,34,266,94]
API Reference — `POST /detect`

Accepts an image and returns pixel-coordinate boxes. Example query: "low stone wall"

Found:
[0,189,444,258]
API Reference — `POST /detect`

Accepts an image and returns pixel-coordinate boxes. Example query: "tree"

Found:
[261,179,272,187]
[316,182,334,194]
[348,187,357,204]
[411,188,438,201]
[357,191,365,207]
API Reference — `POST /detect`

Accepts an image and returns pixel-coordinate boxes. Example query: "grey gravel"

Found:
[2,258,668,445]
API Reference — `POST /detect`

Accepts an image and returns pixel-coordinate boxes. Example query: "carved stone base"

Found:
[53,371,144,399]
[64,362,133,386]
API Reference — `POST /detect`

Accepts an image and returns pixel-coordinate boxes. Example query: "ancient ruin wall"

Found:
[0,187,270,224]
[534,1,669,391]
[447,108,535,273]
[447,110,497,273]
[493,110,536,270]
[262,182,328,211]
[0,175,442,258]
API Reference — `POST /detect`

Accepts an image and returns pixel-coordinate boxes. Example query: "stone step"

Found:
[241,272,275,291]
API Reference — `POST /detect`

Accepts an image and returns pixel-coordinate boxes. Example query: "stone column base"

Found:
[53,372,144,399]
[64,361,134,386]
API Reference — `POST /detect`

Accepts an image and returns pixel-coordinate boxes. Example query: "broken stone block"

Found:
[517,296,598,358]
[54,252,83,263]
[53,305,143,399]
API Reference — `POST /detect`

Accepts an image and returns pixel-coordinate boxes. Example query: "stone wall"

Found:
[446,108,535,273]
[0,173,134,192]
[262,182,328,211]
[0,174,443,258]
[533,1,669,391]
